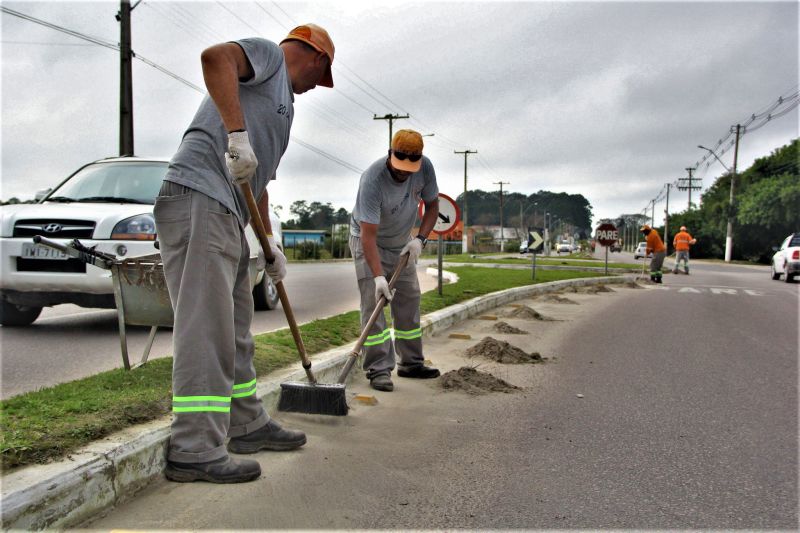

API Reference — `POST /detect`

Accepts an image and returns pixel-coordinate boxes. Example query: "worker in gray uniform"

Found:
[349,129,440,392]
[154,24,335,483]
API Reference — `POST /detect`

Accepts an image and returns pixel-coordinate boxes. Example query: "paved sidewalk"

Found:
[1,272,635,530]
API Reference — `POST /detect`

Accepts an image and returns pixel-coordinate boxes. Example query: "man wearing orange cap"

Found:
[349,130,440,392]
[640,224,666,283]
[672,225,697,274]
[153,24,334,483]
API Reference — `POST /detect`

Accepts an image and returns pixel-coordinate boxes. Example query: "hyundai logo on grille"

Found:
[43,223,63,233]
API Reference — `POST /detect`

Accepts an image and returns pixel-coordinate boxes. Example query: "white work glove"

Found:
[400,237,424,264]
[374,275,395,304]
[260,235,287,284]
[225,131,258,184]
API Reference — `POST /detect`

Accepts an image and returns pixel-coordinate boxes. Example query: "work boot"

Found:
[227,419,306,453]
[397,365,441,379]
[655,276,663,284]
[685,269,689,275]
[370,374,394,392]
[673,269,679,274]
[165,455,261,484]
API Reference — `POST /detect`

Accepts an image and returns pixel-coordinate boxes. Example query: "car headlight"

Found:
[111,214,157,240]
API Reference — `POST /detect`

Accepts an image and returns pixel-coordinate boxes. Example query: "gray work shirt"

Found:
[164,38,294,227]
[350,156,439,251]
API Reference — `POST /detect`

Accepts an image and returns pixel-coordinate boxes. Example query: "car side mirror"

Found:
[34,188,52,202]
[772,246,779,252]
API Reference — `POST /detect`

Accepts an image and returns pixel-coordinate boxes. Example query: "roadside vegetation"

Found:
[0,266,605,470]
[441,253,641,269]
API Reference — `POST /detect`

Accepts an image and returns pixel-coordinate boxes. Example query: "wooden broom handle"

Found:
[239,183,314,382]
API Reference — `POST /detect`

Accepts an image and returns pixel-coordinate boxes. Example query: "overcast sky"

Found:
[1,0,797,227]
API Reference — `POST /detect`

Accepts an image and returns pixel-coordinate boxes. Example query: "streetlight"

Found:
[422,133,435,137]
[698,143,736,262]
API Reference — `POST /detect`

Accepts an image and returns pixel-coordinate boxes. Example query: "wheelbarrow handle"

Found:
[32,235,115,270]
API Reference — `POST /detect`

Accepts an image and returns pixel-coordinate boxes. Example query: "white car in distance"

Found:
[0,157,281,326]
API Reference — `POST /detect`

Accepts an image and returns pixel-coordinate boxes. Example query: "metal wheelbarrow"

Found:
[33,235,173,370]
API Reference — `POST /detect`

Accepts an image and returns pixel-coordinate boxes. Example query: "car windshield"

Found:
[47,161,167,204]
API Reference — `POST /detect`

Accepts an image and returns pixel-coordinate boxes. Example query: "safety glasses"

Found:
[392,150,422,162]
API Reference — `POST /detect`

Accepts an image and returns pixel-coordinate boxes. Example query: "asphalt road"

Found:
[0,262,438,399]
[89,259,797,529]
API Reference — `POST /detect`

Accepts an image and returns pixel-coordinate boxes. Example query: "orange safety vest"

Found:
[646,229,666,253]
[673,231,694,251]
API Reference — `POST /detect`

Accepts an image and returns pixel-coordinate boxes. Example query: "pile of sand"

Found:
[440,367,520,395]
[493,321,528,334]
[504,305,553,321]
[578,284,614,294]
[534,293,579,305]
[465,336,544,364]
[623,281,643,289]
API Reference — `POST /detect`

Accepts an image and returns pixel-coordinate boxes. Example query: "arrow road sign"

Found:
[419,193,460,235]
[528,231,544,251]
[438,213,451,224]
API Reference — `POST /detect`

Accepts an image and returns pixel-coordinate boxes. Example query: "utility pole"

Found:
[651,199,655,226]
[373,113,409,148]
[454,149,477,253]
[664,183,671,254]
[677,167,701,210]
[725,124,742,262]
[117,0,134,156]
[493,181,510,251]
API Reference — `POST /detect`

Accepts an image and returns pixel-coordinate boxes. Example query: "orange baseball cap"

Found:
[281,23,335,87]
[390,129,424,172]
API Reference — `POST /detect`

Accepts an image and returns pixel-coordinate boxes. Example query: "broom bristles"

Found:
[277,382,348,416]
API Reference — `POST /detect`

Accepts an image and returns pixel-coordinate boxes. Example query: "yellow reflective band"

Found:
[394,327,422,340]
[232,385,257,398]
[233,378,257,391]
[173,406,230,413]
[172,395,231,403]
[364,329,391,347]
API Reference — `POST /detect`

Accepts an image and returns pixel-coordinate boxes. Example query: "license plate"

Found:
[21,243,68,260]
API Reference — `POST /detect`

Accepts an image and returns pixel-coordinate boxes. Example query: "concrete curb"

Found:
[1,273,636,530]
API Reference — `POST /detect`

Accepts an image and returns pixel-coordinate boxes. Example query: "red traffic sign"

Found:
[418,193,460,235]
[595,223,619,246]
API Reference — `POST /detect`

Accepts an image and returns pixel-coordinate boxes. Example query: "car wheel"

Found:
[253,275,280,310]
[0,300,43,326]
[784,270,793,284]
[771,263,781,280]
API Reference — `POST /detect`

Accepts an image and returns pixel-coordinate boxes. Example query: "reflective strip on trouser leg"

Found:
[650,251,666,276]
[390,272,425,369]
[173,395,231,413]
[364,328,392,347]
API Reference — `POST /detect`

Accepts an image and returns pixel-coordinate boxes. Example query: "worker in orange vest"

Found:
[640,224,666,283]
[672,225,697,274]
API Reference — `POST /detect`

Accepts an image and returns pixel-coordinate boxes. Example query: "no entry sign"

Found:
[596,223,618,246]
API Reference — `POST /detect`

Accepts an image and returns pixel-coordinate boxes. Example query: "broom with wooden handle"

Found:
[239,182,348,416]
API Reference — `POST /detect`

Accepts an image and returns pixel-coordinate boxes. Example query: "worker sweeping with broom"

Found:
[348,130,441,392]
[153,24,335,483]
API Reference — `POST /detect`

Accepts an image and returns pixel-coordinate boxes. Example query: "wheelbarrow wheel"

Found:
[0,300,43,326]
[253,274,280,310]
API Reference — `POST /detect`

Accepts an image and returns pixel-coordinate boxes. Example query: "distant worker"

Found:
[640,224,666,283]
[349,129,440,392]
[672,225,697,274]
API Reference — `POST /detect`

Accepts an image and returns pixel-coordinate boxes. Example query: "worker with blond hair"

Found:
[640,224,666,283]
[673,225,697,274]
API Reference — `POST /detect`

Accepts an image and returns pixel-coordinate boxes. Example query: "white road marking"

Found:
[642,286,767,296]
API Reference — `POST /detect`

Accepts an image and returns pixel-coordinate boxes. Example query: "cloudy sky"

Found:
[1,0,797,227]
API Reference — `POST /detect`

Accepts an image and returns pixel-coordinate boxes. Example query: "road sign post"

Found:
[419,193,460,296]
[595,223,619,275]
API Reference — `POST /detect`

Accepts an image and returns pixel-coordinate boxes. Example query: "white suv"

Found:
[0,157,281,326]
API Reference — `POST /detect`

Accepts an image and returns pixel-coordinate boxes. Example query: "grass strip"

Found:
[1,266,605,470]
[441,253,640,269]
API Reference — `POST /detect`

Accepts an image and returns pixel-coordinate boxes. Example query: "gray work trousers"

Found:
[349,235,424,380]
[154,182,268,464]
[674,250,690,272]
[650,251,666,277]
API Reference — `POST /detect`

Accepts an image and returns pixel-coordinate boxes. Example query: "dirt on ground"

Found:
[623,281,643,289]
[465,336,544,364]
[504,305,554,321]
[578,284,615,294]
[492,321,528,334]
[534,293,579,304]
[440,366,521,395]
